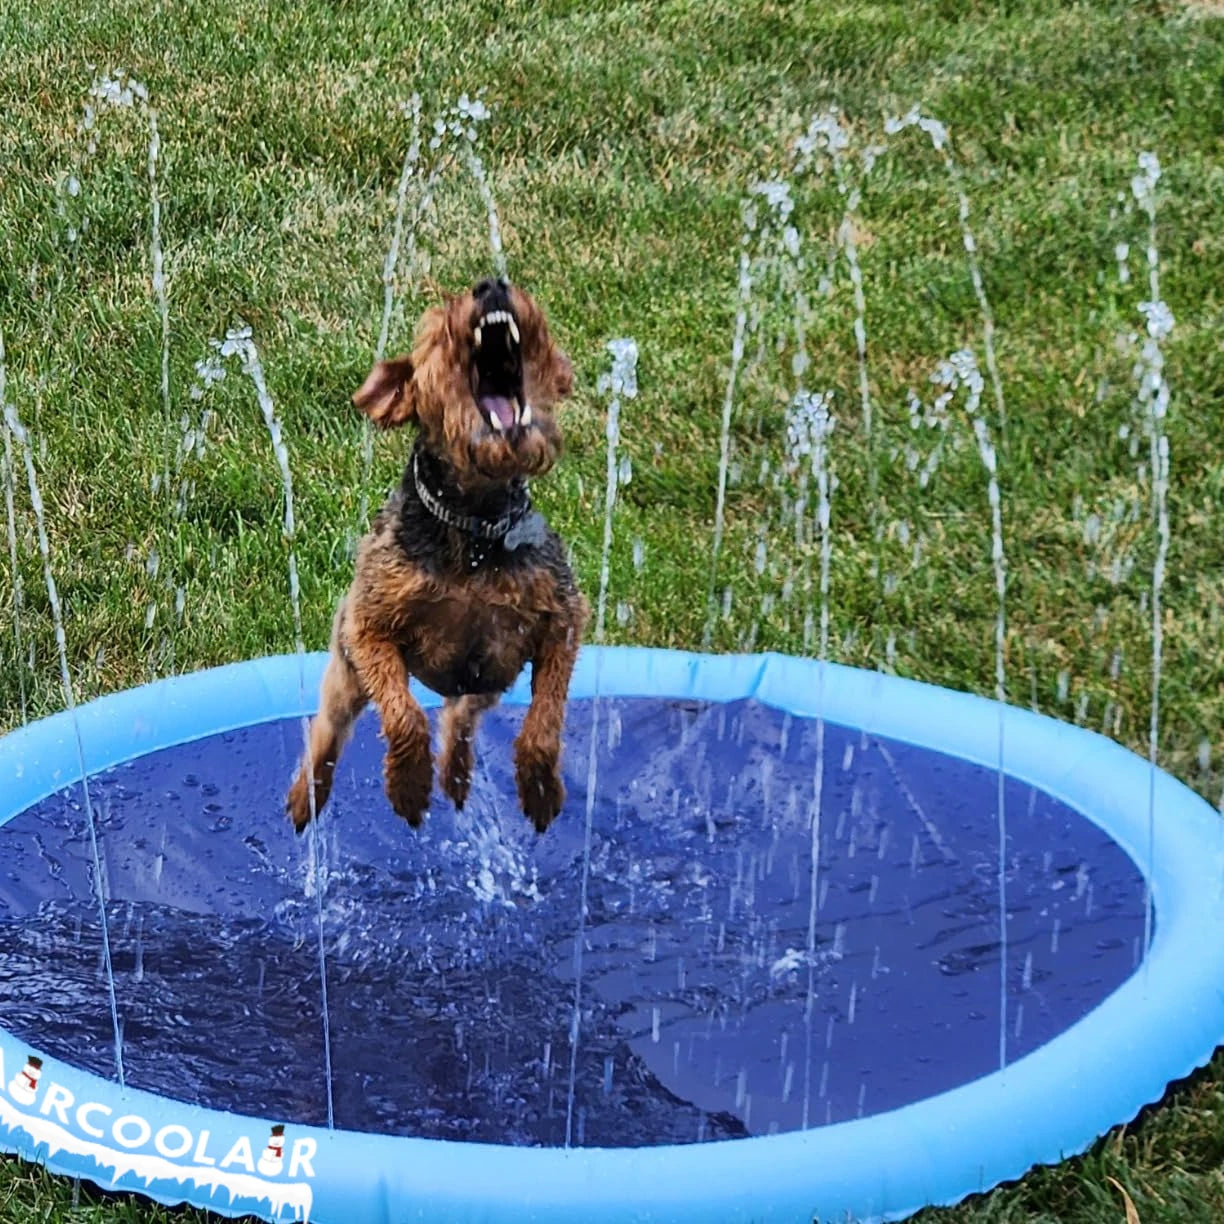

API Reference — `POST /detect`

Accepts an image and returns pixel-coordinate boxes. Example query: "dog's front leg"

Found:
[346,629,433,827]
[287,601,369,831]
[515,604,585,832]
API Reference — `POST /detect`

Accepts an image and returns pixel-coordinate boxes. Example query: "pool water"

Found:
[0,696,1146,1145]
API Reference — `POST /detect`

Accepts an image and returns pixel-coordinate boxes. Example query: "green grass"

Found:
[1,0,1223,1219]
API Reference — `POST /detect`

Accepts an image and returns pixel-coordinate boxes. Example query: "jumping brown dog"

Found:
[287,278,587,833]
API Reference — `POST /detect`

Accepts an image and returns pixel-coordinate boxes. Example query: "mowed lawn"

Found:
[2,0,1224,1220]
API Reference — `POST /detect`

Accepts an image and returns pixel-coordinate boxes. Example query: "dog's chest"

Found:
[404,589,547,699]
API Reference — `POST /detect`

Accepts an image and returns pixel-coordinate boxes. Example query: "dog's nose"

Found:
[473,277,511,302]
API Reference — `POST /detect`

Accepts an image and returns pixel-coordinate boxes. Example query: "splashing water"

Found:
[137,355,221,662]
[447,799,542,910]
[3,402,125,1090]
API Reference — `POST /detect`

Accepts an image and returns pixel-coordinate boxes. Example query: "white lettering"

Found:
[39,1083,73,1125]
[289,1137,316,1178]
[112,1114,151,1149]
[219,1135,254,1172]
[76,1102,111,1138]
[193,1128,217,1165]
[154,1123,193,1159]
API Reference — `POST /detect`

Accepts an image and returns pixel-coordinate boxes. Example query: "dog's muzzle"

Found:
[471,279,531,435]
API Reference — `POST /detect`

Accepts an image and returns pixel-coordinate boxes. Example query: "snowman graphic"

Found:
[8,1056,42,1106]
[257,1124,285,1176]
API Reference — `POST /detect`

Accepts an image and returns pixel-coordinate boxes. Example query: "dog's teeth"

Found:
[489,412,505,433]
[521,403,532,426]
[473,325,482,350]
[476,310,518,341]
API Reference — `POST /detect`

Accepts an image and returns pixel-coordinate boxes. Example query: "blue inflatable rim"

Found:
[1,645,1222,1224]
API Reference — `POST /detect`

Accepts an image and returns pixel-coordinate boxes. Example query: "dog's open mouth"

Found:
[471,308,530,435]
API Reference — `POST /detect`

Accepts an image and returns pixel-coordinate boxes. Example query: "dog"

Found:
[287,278,588,834]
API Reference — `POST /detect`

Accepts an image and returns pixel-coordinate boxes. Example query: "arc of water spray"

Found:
[147,106,171,496]
[360,93,502,528]
[566,338,638,1147]
[84,73,172,486]
[1,427,26,722]
[1,335,29,723]
[375,96,424,365]
[427,93,503,278]
[797,112,891,624]
[884,109,1007,437]
[707,180,806,648]
[4,402,126,1090]
[77,72,175,670]
[462,148,506,282]
[1130,152,1172,963]
[795,115,872,437]
[706,117,866,651]
[704,244,754,648]
[210,324,336,1129]
[358,96,425,531]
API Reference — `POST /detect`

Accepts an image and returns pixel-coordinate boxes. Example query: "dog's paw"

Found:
[286,770,328,833]
[515,741,564,833]
[384,749,432,828]
[439,741,475,811]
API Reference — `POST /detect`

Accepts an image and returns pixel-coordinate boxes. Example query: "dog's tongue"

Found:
[481,395,516,430]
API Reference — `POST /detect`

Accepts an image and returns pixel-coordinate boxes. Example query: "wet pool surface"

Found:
[0,697,1146,1145]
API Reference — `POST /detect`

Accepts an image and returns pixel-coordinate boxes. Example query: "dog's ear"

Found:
[553,350,574,399]
[352,357,416,429]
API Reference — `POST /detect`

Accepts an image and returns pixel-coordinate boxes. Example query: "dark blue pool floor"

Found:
[0,697,1146,1146]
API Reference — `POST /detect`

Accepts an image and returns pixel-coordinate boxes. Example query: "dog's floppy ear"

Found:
[352,357,416,429]
[553,350,574,399]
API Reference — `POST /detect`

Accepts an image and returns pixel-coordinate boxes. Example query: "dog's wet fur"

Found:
[287,279,588,833]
